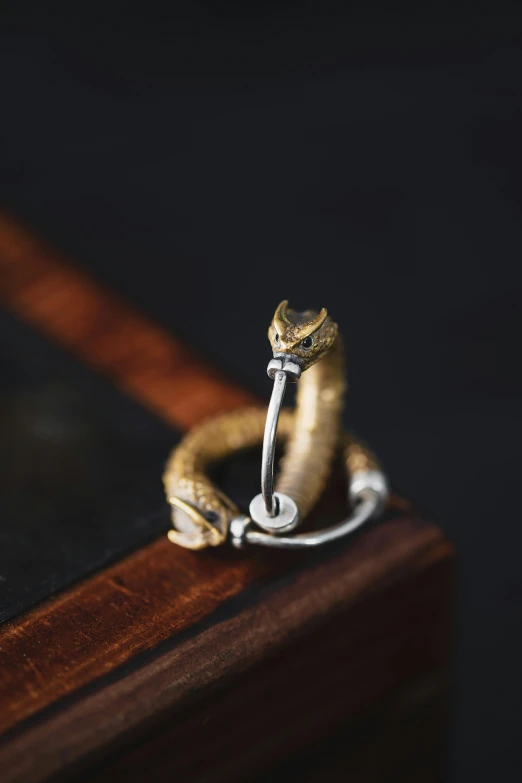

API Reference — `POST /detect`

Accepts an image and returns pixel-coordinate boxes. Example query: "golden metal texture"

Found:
[163,408,380,549]
[267,301,344,518]
[163,302,380,549]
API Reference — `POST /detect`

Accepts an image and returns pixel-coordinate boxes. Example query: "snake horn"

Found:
[295,307,328,340]
[273,299,291,334]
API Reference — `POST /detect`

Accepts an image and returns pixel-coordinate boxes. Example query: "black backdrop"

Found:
[1,4,521,781]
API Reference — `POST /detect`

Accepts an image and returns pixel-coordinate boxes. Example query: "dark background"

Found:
[1,3,521,781]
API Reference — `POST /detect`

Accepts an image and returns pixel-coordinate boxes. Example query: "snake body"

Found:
[163,302,382,549]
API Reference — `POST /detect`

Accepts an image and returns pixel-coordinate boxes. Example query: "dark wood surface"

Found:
[0,214,454,782]
[0,307,178,622]
[1,519,452,783]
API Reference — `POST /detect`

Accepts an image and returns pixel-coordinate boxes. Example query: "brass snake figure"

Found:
[163,301,388,550]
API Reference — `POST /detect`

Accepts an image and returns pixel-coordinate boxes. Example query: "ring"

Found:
[163,301,388,550]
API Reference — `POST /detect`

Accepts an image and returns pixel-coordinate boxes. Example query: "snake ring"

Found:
[163,301,388,550]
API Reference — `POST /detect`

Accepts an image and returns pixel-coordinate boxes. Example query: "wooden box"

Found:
[0,215,454,782]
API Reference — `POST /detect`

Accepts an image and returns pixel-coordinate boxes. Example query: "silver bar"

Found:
[261,369,287,516]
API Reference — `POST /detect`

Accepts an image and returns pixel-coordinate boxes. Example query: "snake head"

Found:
[268,300,338,371]
[167,482,239,550]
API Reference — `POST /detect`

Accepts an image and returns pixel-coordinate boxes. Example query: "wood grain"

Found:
[0,522,452,783]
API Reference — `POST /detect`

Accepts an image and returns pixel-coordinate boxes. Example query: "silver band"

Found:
[260,369,287,517]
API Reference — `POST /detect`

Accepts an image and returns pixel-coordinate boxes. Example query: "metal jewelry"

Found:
[163,301,388,550]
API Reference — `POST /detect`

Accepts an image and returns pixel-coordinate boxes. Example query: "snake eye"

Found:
[301,337,313,349]
[274,332,280,343]
[204,510,219,524]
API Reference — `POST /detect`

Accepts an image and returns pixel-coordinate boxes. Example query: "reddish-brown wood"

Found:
[0,491,420,737]
[88,543,452,783]
[0,212,255,428]
[0,526,452,783]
